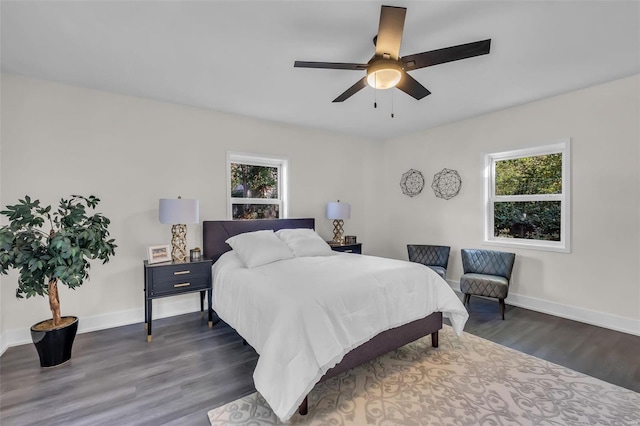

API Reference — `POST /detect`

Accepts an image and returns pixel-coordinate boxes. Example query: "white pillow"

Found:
[275,228,334,257]
[225,230,294,268]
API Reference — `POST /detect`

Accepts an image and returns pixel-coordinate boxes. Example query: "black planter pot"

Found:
[30,316,79,367]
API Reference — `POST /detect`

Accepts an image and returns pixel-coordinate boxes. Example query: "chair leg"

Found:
[499,299,505,320]
[463,294,471,306]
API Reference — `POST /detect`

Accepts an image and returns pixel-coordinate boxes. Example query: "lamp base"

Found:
[332,219,344,244]
[171,224,188,262]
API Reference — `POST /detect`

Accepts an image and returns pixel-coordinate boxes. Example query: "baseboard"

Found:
[0,295,205,354]
[446,279,640,336]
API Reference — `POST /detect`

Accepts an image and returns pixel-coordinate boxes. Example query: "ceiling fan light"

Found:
[366,60,403,89]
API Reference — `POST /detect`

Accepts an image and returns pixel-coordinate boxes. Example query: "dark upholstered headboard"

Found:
[203,218,316,262]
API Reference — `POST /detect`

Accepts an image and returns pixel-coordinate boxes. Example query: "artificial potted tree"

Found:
[0,195,116,367]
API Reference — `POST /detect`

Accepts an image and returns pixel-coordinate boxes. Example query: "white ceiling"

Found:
[2,1,639,141]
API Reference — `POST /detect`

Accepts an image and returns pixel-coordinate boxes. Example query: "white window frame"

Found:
[484,139,571,253]
[226,152,288,220]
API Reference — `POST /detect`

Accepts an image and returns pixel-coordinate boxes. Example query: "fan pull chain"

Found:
[391,89,395,118]
[374,74,377,108]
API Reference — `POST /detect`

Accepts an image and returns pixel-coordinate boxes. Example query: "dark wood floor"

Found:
[1,297,638,426]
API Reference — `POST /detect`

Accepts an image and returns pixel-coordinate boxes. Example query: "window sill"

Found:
[483,238,570,253]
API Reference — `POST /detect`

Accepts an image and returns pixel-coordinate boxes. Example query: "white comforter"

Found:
[212,251,469,421]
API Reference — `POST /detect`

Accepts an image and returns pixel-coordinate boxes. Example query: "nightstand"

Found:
[329,242,362,254]
[143,258,213,342]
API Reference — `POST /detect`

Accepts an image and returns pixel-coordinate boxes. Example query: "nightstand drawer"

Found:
[151,262,210,283]
[330,243,362,254]
[149,274,209,296]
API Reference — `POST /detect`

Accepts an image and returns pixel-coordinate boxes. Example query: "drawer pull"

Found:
[344,250,353,253]
[174,270,190,275]
[174,283,191,288]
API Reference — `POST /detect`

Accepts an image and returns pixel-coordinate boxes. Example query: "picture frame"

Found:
[344,236,357,245]
[147,244,172,264]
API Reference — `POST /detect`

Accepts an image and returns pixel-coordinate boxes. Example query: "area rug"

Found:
[208,326,640,425]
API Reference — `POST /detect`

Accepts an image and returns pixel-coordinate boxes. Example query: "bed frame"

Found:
[203,218,442,416]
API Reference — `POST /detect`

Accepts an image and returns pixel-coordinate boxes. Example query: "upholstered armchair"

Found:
[460,249,516,320]
[407,245,451,280]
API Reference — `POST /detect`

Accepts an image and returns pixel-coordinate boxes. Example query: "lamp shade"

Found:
[326,201,351,220]
[159,198,199,224]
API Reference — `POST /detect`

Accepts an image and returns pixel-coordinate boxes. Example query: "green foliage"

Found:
[494,201,561,241]
[232,204,279,220]
[230,163,278,199]
[0,195,117,299]
[495,153,562,196]
[493,153,563,241]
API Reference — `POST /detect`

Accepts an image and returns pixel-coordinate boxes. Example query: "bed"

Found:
[203,218,468,421]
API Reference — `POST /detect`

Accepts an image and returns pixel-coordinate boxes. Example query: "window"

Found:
[484,140,570,252]
[227,152,288,220]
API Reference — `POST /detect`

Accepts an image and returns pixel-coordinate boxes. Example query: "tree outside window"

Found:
[227,154,287,220]
[485,141,570,252]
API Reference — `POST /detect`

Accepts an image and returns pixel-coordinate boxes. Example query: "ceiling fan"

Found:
[294,5,491,102]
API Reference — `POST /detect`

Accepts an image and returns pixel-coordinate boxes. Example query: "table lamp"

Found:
[326,201,351,244]
[159,197,199,262]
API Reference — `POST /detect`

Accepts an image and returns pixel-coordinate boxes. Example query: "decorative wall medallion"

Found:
[400,169,425,197]
[432,168,462,200]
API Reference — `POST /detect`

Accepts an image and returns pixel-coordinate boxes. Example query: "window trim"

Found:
[226,151,289,220]
[484,139,571,253]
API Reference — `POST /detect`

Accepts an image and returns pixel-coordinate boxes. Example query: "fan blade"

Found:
[294,61,367,70]
[375,6,406,60]
[333,77,368,102]
[402,39,491,71]
[396,72,431,100]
